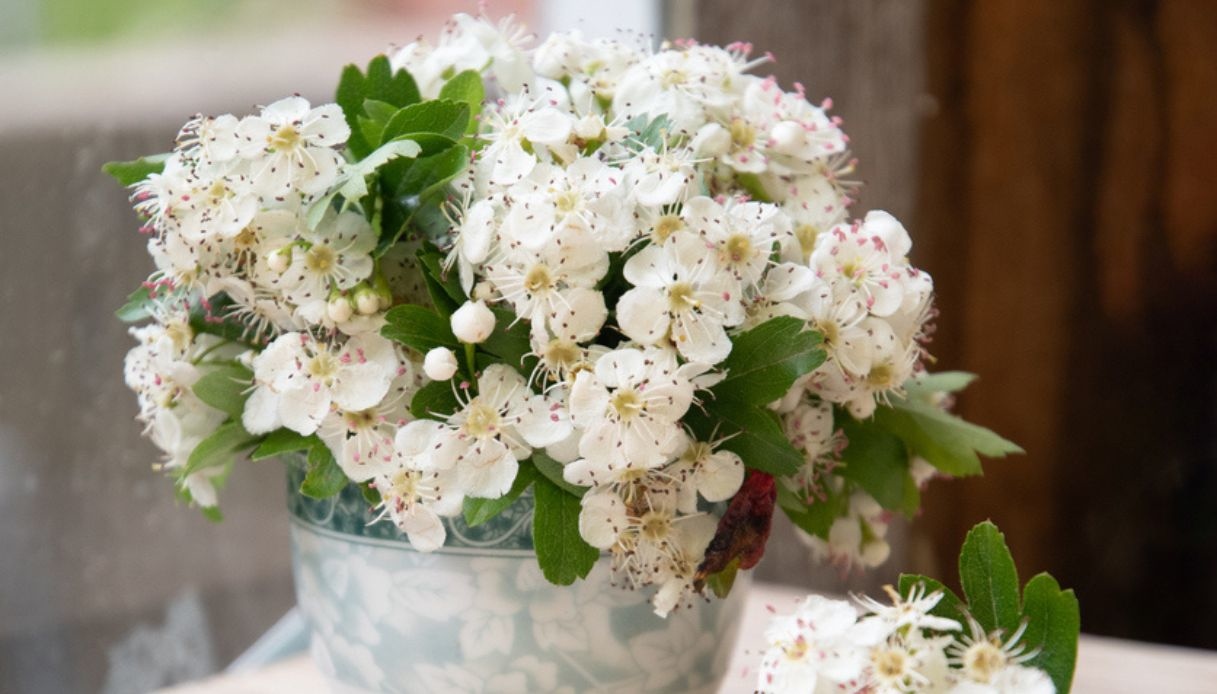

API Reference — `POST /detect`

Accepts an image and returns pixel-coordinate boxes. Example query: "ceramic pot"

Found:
[287,466,749,693]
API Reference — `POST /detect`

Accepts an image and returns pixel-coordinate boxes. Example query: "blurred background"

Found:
[1,0,1214,691]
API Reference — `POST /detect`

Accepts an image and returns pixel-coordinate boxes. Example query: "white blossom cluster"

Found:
[758,587,1054,694]
[121,13,947,615]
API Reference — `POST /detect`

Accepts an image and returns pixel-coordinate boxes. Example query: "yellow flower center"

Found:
[554,190,581,216]
[268,124,301,152]
[866,362,896,389]
[305,244,336,274]
[681,441,713,466]
[873,648,908,679]
[307,352,340,382]
[964,641,1007,684]
[610,389,643,420]
[653,214,684,243]
[543,339,581,369]
[668,282,698,312]
[524,264,555,294]
[463,400,501,438]
[639,510,671,542]
[795,223,819,258]
[343,409,378,431]
[729,117,756,148]
[722,234,753,265]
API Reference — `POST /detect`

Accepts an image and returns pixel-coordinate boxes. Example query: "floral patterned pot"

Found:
[287,467,750,693]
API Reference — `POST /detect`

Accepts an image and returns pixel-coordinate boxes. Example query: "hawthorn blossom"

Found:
[372,420,465,552]
[235,96,349,197]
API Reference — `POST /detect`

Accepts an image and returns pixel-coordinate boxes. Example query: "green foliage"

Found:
[299,441,348,499]
[899,521,1081,693]
[480,308,534,369]
[183,421,258,477]
[687,404,803,476]
[837,416,919,516]
[437,70,485,134]
[336,56,421,159]
[250,429,319,461]
[777,480,848,539]
[381,304,457,352]
[622,114,672,152]
[102,154,167,186]
[409,380,462,420]
[381,100,470,142]
[192,362,253,420]
[464,461,537,527]
[711,316,825,406]
[416,244,464,314]
[530,451,586,497]
[705,558,741,599]
[115,285,155,322]
[532,473,599,585]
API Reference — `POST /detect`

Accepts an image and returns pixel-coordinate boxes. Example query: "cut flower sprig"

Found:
[110,12,1021,617]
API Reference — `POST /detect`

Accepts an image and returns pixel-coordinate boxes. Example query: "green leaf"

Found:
[417,245,464,314]
[959,520,1022,634]
[906,371,977,396]
[335,56,421,158]
[115,285,156,322]
[532,474,599,585]
[390,143,470,200]
[299,442,348,499]
[837,417,919,516]
[304,138,423,228]
[360,482,383,507]
[1021,573,1081,694]
[250,429,319,461]
[530,451,586,497]
[777,481,849,539]
[102,154,168,186]
[410,379,462,420]
[873,396,1022,478]
[464,461,536,526]
[705,557,741,599]
[364,55,421,108]
[479,308,533,368]
[192,363,253,420]
[437,70,484,133]
[381,100,470,142]
[712,316,825,406]
[357,98,400,148]
[381,304,457,352]
[184,421,258,476]
[689,402,803,476]
[897,574,969,628]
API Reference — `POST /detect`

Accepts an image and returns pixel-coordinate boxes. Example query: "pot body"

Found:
[288,470,750,694]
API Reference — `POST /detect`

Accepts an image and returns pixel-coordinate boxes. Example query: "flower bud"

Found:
[450,300,496,344]
[266,247,291,273]
[327,295,354,323]
[423,347,459,381]
[691,123,730,157]
[770,120,805,153]
[354,285,380,316]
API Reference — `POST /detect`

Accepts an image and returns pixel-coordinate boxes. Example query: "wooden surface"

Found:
[158,582,1217,694]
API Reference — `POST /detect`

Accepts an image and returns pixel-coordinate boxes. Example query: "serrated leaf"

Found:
[437,70,484,134]
[363,55,421,108]
[391,144,470,201]
[102,154,168,186]
[184,421,258,476]
[837,416,919,516]
[381,304,457,352]
[192,363,253,420]
[115,285,155,322]
[712,317,825,406]
[1021,573,1080,694]
[530,451,586,497]
[532,474,598,585]
[874,397,1022,477]
[300,442,348,499]
[464,461,536,526]
[357,98,400,147]
[959,521,1022,634]
[410,379,462,420]
[250,429,319,461]
[381,100,470,142]
[689,401,803,476]
[897,574,969,628]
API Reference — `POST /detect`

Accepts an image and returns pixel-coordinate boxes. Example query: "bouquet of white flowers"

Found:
[110,13,1020,618]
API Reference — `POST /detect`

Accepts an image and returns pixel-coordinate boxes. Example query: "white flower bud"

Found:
[266,247,291,273]
[354,286,380,316]
[472,281,498,302]
[574,113,606,140]
[327,295,354,323]
[423,347,459,381]
[770,120,805,153]
[450,300,496,344]
[691,123,730,157]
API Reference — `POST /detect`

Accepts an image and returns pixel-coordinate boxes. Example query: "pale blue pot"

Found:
[287,466,750,693]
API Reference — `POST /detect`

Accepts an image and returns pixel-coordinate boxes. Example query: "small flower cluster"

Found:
[116,13,1016,615]
[758,586,1054,694]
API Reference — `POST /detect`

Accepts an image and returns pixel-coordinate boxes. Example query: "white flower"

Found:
[235,96,349,197]
[757,594,888,693]
[479,99,572,187]
[669,433,745,511]
[796,487,893,570]
[947,614,1050,694]
[856,584,963,635]
[683,195,790,287]
[372,420,464,552]
[430,365,570,498]
[243,332,398,436]
[317,363,418,482]
[499,159,632,252]
[617,233,745,364]
[424,347,460,381]
[391,13,532,99]
[621,147,697,207]
[811,211,912,318]
[282,209,377,323]
[451,299,497,344]
[565,347,696,477]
